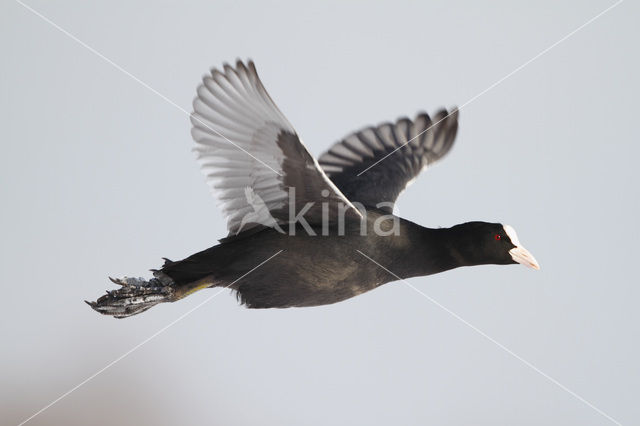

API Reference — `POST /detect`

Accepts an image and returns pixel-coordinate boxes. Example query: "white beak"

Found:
[509,245,540,270]
[504,224,540,270]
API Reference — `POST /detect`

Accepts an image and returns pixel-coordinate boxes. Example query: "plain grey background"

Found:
[1,1,638,425]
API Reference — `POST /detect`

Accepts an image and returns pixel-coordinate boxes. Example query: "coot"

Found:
[88,60,539,318]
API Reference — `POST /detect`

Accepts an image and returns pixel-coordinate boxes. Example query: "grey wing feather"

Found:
[318,109,459,212]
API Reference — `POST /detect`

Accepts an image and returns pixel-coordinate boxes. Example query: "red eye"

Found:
[494,234,501,241]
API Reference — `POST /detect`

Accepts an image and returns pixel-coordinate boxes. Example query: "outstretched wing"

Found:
[318,109,459,212]
[191,60,361,235]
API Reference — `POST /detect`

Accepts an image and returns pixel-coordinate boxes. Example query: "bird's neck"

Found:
[393,221,477,278]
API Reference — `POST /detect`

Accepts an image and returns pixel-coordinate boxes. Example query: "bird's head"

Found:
[451,222,540,270]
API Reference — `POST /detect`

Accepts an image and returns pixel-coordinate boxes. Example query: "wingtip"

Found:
[247,60,258,76]
[236,58,248,69]
[414,111,431,122]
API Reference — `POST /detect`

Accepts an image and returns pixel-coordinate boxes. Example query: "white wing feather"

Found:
[191,60,359,235]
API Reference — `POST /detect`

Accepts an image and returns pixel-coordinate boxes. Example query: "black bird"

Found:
[88,60,539,318]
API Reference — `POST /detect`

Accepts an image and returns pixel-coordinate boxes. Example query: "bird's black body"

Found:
[160,212,516,309]
[88,60,538,318]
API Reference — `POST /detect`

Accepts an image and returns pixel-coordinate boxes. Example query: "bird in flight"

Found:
[88,60,539,318]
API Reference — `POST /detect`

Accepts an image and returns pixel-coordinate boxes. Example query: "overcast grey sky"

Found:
[1,1,638,425]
